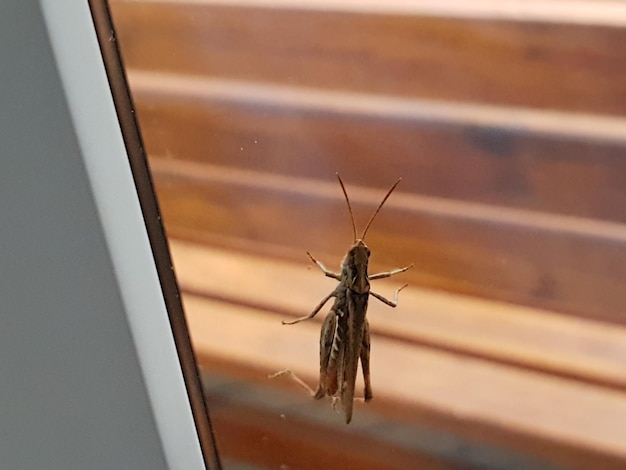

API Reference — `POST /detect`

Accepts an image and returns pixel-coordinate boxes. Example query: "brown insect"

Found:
[272,174,412,423]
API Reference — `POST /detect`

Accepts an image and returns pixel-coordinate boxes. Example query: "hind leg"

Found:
[360,320,373,401]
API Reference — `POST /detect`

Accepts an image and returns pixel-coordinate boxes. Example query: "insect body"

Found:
[275,174,412,423]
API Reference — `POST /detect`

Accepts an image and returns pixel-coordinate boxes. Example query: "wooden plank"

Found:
[110,0,626,115]
[154,164,626,321]
[202,377,458,470]
[184,294,626,469]
[172,240,626,468]
[201,371,562,470]
[114,0,626,25]
[129,73,626,224]
[171,240,626,392]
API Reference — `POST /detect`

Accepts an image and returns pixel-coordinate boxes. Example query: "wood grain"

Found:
[201,370,566,470]
[110,0,626,115]
[179,261,626,468]
[172,239,626,392]
[107,1,626,467]
[203,380,458,470]
[129,72,626,224]
[154,164,626,321]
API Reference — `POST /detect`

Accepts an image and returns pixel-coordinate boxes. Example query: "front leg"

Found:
[307,252,341,280]
[369,263,413,280]
[283,290,335,325]
[370,284,408,307]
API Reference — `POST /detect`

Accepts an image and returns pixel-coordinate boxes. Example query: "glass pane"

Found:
[109,1,626,468]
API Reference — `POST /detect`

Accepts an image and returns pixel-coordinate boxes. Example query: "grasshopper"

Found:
[272,174,412,424]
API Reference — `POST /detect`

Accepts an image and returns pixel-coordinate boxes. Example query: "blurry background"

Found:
[109,1,626,468]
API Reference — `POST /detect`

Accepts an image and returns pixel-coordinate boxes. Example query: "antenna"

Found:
[336,173,357,242]
[361,178,401,240]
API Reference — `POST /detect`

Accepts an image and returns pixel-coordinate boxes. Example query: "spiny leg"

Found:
[360,319,373,401]
[282,290,334,325]
[268,369,316,396]
[370,283,408,307]
[269,368,352,415]
[369,263,413,280]
[270,311,337,399]
[307,252,341,280]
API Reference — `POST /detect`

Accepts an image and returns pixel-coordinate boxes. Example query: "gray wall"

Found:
[0,2,201,468]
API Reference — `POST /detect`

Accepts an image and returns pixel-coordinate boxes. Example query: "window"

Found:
[109,1,626,468]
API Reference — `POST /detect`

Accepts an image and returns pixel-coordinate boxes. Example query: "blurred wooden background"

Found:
[109,1,626,469]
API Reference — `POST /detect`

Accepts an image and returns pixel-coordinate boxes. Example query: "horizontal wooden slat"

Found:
[201,370,566,470]
[154,164,626,321]
[110,0,626,115]
[174,240,626,468]
[112,0,626,25]
[109,2,626,466]
[172,240,626,392]
[182,288,626,468]
[202,373,459,470]
[129,72,626,224]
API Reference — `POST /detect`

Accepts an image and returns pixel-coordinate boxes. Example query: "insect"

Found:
[271,174,412,423]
